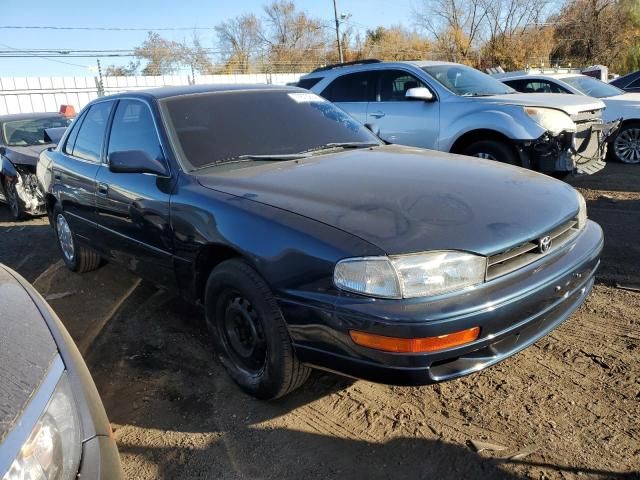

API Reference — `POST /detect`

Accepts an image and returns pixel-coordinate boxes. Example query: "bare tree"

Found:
[260,1,329,72]
[105,61,139,76]
[414,0,487,62]
[215,14,262,73]
[134,32,188,75]
[362,26,432,61]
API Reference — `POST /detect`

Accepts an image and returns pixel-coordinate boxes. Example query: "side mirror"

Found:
[405,87,435,102]
[44,127,67,146]
[108,150,169,176]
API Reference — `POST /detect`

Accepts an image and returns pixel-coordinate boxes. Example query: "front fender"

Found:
[441,108,546,152]
[0,155,17,178]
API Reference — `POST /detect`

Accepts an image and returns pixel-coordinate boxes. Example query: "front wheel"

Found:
[205,259,310,399]
[612,123,640,164]
[462,140,521,166]
[53,204,101,273]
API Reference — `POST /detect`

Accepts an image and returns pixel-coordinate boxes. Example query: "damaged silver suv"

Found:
[300,60,617,175]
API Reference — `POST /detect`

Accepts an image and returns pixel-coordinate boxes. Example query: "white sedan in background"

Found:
[496,72,640,164]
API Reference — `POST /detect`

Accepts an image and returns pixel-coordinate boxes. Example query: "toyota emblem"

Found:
[538,236,552,253]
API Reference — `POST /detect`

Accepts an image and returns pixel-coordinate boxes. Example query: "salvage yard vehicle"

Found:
[0,264,123,479]
[299,60,615,175]
[496,71,639,164]
[38,85,603,399]
[609,69,640,93]
[0,111,73,219]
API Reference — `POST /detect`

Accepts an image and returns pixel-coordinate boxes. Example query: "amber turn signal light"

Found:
[349,327,480,353]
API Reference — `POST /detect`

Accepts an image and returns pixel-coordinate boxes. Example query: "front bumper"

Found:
[517,119,619,175]
[280,220,603,385]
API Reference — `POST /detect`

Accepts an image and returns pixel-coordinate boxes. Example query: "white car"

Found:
[495,71,639,164]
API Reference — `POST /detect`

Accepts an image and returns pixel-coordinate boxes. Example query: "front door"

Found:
[366,69,440,149]
[94,99,176,286]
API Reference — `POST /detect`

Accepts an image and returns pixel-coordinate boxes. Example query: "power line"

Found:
[0,42,90,68]
[0,25,217,31]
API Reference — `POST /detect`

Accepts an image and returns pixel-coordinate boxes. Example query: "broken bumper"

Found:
[517,119,620,175]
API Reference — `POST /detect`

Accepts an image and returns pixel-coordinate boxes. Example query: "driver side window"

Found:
[378,70,427,102]
[107,100,163,164]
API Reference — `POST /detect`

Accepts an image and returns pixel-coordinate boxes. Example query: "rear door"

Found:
[318,71,375,123]
[94,98,176,286]
[54,100,114,240]
[366,69,440,148]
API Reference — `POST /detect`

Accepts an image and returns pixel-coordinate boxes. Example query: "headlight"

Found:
[575,189,587,229]
[524,107,576,135]
[3,373,81,480]
[334,251,487,299]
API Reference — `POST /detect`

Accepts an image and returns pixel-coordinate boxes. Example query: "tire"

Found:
[462,140,521,166]
[611,122,640,164]
[52,204,101,273]
[204,259,311,399]
[3,175,27,220]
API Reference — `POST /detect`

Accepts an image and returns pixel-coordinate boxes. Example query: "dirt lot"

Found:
[1,163,639,480]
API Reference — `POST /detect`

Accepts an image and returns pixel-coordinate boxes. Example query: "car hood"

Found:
[2,144,52,167]
[471,93,605,116]
[196,145,579,256]
[0,265,57,444]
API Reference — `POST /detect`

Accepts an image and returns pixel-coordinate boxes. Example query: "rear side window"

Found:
[297,77,323,90]
[72,101,113,162]
[378,70,427,101]
[62,111,86,155]
[108,100,162,162]
[321,72,374,102]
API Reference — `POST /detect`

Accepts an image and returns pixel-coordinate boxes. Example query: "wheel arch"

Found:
[450,129,516,155]
[193,243,247,303]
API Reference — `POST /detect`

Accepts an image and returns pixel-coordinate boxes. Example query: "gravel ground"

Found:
[1,163,638,480]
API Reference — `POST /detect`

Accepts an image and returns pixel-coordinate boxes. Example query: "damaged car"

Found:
[0,111,73,219]
[300,60,617,175]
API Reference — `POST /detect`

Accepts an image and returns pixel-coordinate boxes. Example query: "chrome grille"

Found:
[570,109,603,124]
[486,218,580,280]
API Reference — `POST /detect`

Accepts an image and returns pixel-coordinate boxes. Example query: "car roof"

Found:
[101,83,302,101]
[0,112,66,122]
[301,60,458,77]
[497,72,584,81]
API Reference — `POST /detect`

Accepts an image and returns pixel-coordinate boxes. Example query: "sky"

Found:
[0,0,417,77]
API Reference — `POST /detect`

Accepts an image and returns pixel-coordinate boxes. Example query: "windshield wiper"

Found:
[237,153,311,160]
[303,141,380,154]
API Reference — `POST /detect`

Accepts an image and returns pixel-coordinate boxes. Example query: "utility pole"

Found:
[96,58,105,97]
[332,0,344,63]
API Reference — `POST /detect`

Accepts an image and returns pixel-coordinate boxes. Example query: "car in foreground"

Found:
[298,60,615,175]
[496,71,639,164]
[38,85,603,399]
[0,111,73,219]
[610,70,640,93]
[0,264,122,479]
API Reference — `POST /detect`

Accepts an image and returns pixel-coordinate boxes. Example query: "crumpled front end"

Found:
[518,111,619,175]
[2,165,47,216]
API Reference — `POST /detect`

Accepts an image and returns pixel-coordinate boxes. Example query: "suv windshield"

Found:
[562,75,623,98]
[162,90,381,171]
[2,116,72,146]
[422,64,515,96]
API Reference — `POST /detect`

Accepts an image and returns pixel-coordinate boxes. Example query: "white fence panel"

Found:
[0,73,305,114]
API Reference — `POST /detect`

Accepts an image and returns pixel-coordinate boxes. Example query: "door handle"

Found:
[370,111,386,118]
[97,183,109,196]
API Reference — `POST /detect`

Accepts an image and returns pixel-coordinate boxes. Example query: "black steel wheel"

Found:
[205,259,310,399]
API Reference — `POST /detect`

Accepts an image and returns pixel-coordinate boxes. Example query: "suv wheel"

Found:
[205,259,311,399]
[53,204,101,273]
[463,140,521,166]
[612,123,640,164]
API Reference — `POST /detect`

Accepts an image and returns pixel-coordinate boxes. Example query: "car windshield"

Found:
[2,116,72,146]
[562,75,624,98]
[162,90,381,171]
[422,64,515,96]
